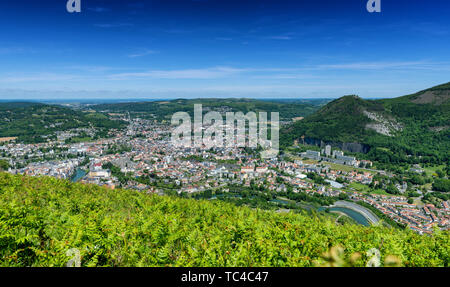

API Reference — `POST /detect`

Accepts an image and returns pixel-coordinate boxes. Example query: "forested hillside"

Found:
[281,83,450,165]
[0,102,125,143]
[0,172,448,267]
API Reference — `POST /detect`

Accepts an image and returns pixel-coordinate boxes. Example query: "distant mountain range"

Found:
[89,98,327,122]
[281,83,450,164]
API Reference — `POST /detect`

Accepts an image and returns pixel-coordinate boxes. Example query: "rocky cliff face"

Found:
[363,110,403,136]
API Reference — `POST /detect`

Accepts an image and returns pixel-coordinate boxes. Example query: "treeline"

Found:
[188,183,336,210]
[433,178,450,193]
[90,98,324,122]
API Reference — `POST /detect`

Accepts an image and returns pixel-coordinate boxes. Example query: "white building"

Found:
[325,145,332,157]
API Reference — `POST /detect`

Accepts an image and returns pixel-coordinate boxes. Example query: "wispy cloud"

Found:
[163,28,193,34]
[0,73,81,83]
[251,74,317,80]
[94,23,134,28]
[104,61,450,81]
[412,22,448,36]
[315,61,450,71]
[65,65,114,73]
[215,37,233,41]
[265,35,293,40]
[0,82,421,100]
[127,49,158,58]
[88,7,111,13]
[2,61,448,92]
[0,47,36,54]
[109,67,249,80]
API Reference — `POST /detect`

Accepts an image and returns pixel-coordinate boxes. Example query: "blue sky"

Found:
[0,0,449,99]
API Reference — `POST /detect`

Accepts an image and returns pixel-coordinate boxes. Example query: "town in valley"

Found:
[1,112,448,235]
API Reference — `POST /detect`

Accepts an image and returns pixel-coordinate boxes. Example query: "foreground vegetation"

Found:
[0,172,448,267]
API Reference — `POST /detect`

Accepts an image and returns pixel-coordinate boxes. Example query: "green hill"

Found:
[0,102,125,143]
[90,98,325,122]
[0,172,448,267]
[394,82,450,105]
[281,83,450,164]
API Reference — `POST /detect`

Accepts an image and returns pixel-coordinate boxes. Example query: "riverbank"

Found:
[332,200,380,224]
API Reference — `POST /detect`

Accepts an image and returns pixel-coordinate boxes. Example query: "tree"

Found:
[432,179,450,193]
[435,169,445,178]
[409,175,425,185]
[445,165,450,177]
[0,160,9,171]
[386,183,399,195]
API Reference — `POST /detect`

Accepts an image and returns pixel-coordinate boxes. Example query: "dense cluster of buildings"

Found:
[1,117,448,234]
[350,192,450,233]
[301,146,373,168]
[19,159,81,180]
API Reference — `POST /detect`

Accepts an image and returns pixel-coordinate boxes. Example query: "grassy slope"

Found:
[0,172,448,267]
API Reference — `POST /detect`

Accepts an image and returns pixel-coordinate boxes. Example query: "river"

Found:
[325,207,370,226]
[319,201,380,226]
[71,168,86,182]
